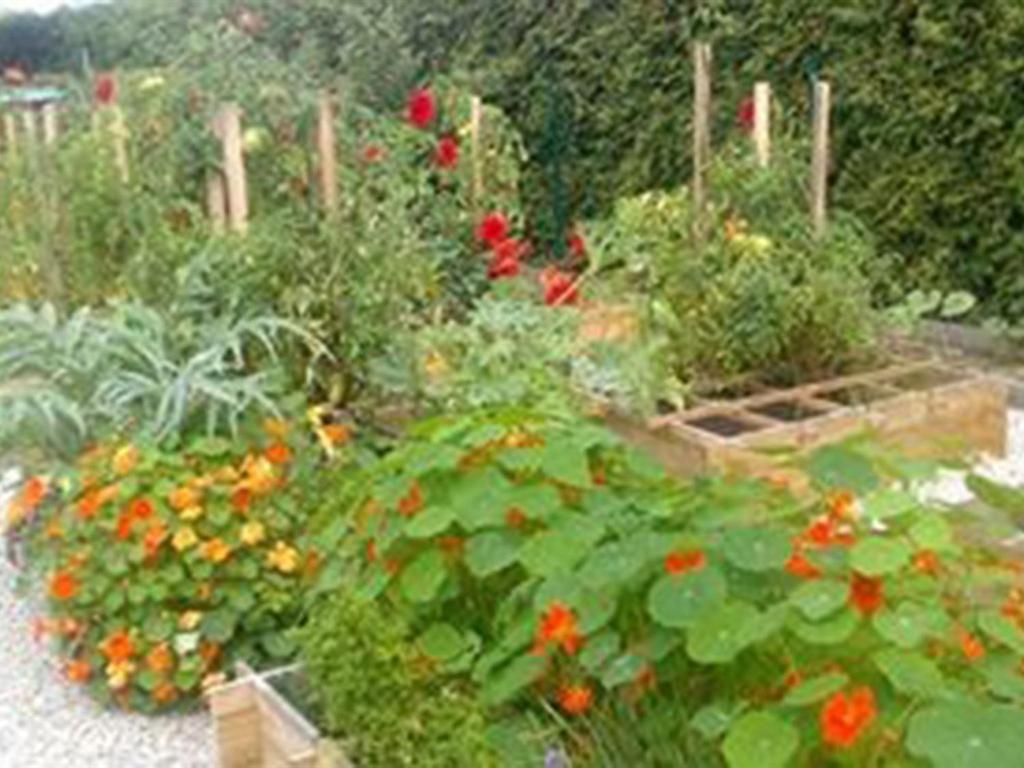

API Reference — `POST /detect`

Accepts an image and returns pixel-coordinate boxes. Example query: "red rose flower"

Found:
[476,212,510,247]
[434,136,459,169]
[94,73,118,107]
[406,87,436,129]
[737,94,755,133]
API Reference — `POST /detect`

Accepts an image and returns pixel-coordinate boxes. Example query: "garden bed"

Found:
[209,663,350,768]
[606,360,1008,478]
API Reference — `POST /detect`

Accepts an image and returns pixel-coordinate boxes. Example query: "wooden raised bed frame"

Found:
[606,361,1008,478]
[208,664,350,768]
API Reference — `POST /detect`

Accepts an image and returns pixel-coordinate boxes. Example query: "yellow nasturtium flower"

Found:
[200,538,232,564]
[112,445,140,475]
[172,526,198,552]
[179,505,204,522]
[240,521,266,546]
[267,541,300,574]
[179,610,202,631]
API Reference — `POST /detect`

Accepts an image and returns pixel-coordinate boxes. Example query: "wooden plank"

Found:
[209,677,263,768]
[470,95,484,208]
[691,41,712,240]
[753,81,771,167]
[316,92,338,217]
[218,104,249,234]
[810,80,831,239]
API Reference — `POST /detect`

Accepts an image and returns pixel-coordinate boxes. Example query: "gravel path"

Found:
[0,472,214,768]
[0,413,1020,768]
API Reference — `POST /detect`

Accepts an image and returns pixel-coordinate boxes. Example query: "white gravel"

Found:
[0,413,1020,768]
[0,471,214,768]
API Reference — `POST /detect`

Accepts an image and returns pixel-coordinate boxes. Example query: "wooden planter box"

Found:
[208,664,351,768]
[606,361,1008,479]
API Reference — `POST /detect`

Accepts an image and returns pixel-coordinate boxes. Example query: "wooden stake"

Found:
[316,92,338,217]
[21,110,37,146]
[811,80,831,239]
[691,42,713,239]
[42,104,59,146]
[470,96,484,208]
[206,110,228,232]
[217,104,249,234]
[2,112,16,158]
[753,82,771,167]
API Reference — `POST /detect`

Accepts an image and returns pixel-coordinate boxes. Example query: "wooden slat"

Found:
[810,80,831,239]
[753,81,771,167]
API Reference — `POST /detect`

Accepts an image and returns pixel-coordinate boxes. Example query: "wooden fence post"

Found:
[810,80,831,239]
[753,82,771,167]
[316,92,339,217]
[217,104,249,234]
[2,112,16,158]
[42,104,59,147]
[691,42,713,240]
[20,110,37,147]
[470,95,484,209]
[207,110,228,232]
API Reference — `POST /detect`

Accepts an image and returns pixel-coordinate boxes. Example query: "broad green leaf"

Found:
[723,528,791,572]
[783,672,848,707]
[862,489,918,521]
[190,436,233,457]
[201,609,238,644]
[790,610,860,645]
[967,475,1024,516]
[790,580,848,621]
[577,541,645,590]
[691,702,745,740]
[647,567,727,629]
[481,654,547,706]
[600,653,647,689]
[260,632,295,659]
[872,602,936,649]
[910,515,954,552]
[465,531,522,578]
[143,615,174,643]
[400,549,447,603]
[580,632,620,673]
[687,602,760,665]
[404,505,455,539]
[850,537,911,576]
[907,702,1024,768]
[722,711,799,768]
[539,437,592,488]
[979,611,1024,655]
[806,445,878,495]
[506,484,563,521]
[874,648,946,699]
[418,623,467,661]
[518,528,591,577]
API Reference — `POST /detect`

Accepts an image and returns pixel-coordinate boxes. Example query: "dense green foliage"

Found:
[10,0,1020,319]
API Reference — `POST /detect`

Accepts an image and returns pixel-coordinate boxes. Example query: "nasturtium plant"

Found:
[310,412,1024,767]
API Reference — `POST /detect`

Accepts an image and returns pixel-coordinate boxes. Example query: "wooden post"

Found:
[810,80,831,239]
[207,110,228,232]
[316,92,338,217]
[753,82,771,167]
[470,95,484,208]
[2,112,16,158]
[42,104,59,146]
[691,42,713,239]
[217,104,249,234]
[21,110,37,147]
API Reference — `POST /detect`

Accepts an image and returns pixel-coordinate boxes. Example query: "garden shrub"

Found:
[299,591,499,768]
[21,420,342,712]
[312,408,1024,767]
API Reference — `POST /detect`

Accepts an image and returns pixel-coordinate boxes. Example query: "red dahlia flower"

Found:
[434,136,459,169]
[406,87,436,129]
[94,73,118,107]
[476,212,510,247]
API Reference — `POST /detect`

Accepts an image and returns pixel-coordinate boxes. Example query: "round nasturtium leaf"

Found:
[418,623,467,661]
[647,567,727,629]
[722,711,799,768]
[481,653,547,706]
[909,514,954,552]
[465,531,522,578]
[850,537,911,576]
[403,505,455,539]
[400,549,447,603]
[723,528,791,572]
[687,602,760,665]
[906,702,1024,768]
[783,671,849,707]
[790,579,848,621]
[872,602,934,649]
[518,529,590,577]
[600,653,647,689]
[873,648,946,700]
[580,631,620,673]
[979,611,1024,655]
[789,610,860,646]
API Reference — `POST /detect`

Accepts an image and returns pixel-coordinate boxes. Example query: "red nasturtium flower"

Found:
[541,268,579,306]
[785,550,822,580]
[94,72,118,107]
[476,212,510,247]
[100,630,136,663]
[487,238,523,280]
[849,572,884,615]
[21,476,47,509]
[536,602,583,655]
[558,684,594,716]
[820,687,876,749]
[49,570,80,601]
[406,87,436,128]
[664,550,706,576]
[265,442,292,465]
[434,135,459,169]
[827,490,856,520]
[231,487,252,513]
[65,659,92,684]
[397,481,424,517]
[736,94,755,133]
[959,630,986,662]
[913,550,940,576]
[362,144,385,164]
[130,498,155,521]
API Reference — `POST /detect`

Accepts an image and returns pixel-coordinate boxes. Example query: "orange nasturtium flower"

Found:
[820,687,876,749]
[168,486,201,512]
[267,541,300,573]
[77,483,119,520]
[826,490,856,521]
[153,680,178,705]
[172,526,198,552]
[849,573,884,615]
[558,684,594,716]
[49,570,80,601]
[230,487,252,513]
[200,538,232,564]
[265,442,293,465]
[913,550,940,576]
[179,504,204,522]
[106,660,136,690]
[240,521,266,546]
[112,444,140,475]
[320,423,352,446]
[785,549,822,580]
[65,659,92,684]
[100,630,136,663]
[664,550,706,576]
[535,602,583,656]
[146,643,175,674]
[959,630,986,662]
[397,481,424,517]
